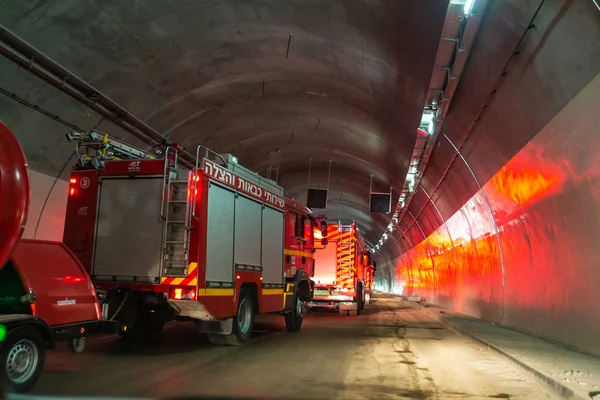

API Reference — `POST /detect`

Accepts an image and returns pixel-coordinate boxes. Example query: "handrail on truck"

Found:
[192,145,229,219]
[160,146,179,220]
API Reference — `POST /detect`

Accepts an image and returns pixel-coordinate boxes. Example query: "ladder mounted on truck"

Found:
[66,130,160,169]
[337,223,356,289]
[161,147,191,277]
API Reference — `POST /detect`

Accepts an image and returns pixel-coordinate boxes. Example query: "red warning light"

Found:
[70,188,75,196]
[69,178,77,184]
[174,288,182,300]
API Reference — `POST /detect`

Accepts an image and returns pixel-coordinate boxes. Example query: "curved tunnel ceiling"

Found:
[0,0,448,244]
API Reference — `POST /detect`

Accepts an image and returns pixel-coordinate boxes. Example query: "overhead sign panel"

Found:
[370,192,391,213]
[307,188,328,209]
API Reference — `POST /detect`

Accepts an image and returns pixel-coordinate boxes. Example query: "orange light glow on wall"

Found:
[490,152,571,207]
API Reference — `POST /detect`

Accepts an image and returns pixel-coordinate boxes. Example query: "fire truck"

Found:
[309,223,375,315]
[62,131,318,345]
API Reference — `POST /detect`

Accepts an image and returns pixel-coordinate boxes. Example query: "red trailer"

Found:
[63,137,318,345]
[309,223,374,315]
[0,122,118,393]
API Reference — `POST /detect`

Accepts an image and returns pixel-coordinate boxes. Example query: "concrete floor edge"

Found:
[404,299,583,400]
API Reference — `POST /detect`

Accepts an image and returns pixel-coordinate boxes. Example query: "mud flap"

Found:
[195,318,233,335]
[168,299,213,320]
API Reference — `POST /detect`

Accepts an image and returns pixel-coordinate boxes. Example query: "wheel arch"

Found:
[1,316,55,349]
[240,282,259,314]
[291,269,312,301]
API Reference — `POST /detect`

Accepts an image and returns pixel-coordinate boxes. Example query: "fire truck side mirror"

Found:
[320,220,327,236]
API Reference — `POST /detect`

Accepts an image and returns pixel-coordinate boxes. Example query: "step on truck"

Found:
[309,223,375,315]
[62,132,318,345]
[0,122,119,393]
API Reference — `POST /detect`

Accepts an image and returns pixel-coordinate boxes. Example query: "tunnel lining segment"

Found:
[387,0,546,264]
[443,133,506,287]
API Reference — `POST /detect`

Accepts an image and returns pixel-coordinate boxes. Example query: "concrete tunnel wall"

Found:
[376,0,600,356]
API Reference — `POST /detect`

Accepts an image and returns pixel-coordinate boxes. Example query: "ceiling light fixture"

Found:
[450,0,475,15]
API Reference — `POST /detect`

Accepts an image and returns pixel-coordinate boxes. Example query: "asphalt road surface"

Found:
[33,295,557,400]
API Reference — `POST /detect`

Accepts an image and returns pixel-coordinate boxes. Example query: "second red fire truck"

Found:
[62,132,320,345]
[309,223,375,315]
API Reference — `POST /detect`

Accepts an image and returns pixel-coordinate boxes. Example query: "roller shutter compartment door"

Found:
[261,206,284,284]
[234,195,262,267]
[93,178,164,280]
[205,184,235,283]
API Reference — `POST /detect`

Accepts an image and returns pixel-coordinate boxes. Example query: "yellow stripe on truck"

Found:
[262,289,284,295]
[283,249,314,258]
[198,288,234,296]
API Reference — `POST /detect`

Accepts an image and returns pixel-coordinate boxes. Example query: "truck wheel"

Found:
[360,286,366,311]
[69,337,86,354]
[356,287,363,316]
[0,326,45,393]
[226,287,254,346]
[284,290,304,332]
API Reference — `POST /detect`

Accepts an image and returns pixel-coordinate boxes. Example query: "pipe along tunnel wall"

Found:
[376,0,600,356]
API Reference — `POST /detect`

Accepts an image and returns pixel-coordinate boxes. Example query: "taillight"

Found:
[170,287,196,300]
[70,187,75,196]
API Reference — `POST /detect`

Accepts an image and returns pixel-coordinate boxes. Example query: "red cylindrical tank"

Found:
[0,121,30,270]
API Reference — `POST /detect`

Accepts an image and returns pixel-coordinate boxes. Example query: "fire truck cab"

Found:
[309,223,374,315]
[63,136,317,345]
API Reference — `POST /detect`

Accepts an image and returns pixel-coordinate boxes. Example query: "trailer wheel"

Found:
[226,287,254,346]
[69,337,86,354]
[284,290,304,332]
[0,326,45,393]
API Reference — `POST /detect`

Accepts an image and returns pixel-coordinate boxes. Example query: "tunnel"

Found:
[1,0,600,398]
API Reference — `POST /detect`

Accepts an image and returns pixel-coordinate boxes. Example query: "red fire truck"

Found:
[309,223,375,315]
[63,133,318,345]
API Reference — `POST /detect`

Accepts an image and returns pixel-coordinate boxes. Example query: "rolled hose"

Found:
[0,121,30,271]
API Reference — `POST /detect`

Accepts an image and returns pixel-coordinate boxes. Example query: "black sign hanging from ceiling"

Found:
[370,192,391,213]
[307,188,328,209]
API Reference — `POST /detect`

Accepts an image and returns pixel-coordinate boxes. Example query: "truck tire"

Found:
[0,326,45,393]
[356,286,363,316]
[69,337,86,354]
[226,287,254,346]
[284,290,304,332]
[360,286,366,311]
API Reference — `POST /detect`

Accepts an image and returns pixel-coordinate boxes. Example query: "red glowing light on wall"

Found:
[490,151,571,207]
